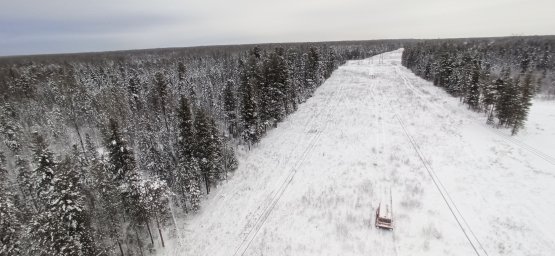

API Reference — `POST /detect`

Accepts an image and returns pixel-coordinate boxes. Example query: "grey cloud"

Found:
[1,0,554,56]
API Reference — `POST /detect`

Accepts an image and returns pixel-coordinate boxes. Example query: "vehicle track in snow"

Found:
[392,64,555,253]
[233,67,348,256]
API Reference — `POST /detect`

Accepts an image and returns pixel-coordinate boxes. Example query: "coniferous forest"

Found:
[0,41,400,255]
[402,36,555,134]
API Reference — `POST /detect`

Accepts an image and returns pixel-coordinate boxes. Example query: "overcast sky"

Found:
[1,0,554,56]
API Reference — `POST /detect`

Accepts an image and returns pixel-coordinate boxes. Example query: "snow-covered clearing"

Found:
[159,49,555,256]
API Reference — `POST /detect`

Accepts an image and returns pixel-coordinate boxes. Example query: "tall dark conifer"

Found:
[261,48,288,126]
[104,119,135,182]
[511,73,535,135]
[223,80,239,137]
[176,97,201,211]
[31,132,56,208]
[495,68,519,127]
[240,50,262,145]
[305,47,321,92]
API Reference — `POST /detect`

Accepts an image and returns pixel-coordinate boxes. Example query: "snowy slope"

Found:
[159,49,555,256]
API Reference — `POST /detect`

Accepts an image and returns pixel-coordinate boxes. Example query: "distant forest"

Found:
[0,40,402,255]
[402,36,555,134]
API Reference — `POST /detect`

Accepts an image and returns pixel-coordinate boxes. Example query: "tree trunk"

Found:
[155,213,165,248]
[134,228,144,256]
[146,220,154,245]
[182,190,188,214]
[70,100,88,163]
[204,173,210,194]
[117,240,124,256]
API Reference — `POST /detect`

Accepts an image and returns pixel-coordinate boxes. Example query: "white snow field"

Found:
[159,49,555,256]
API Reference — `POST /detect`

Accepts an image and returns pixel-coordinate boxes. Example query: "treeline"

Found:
[402,36,555,134]
[0,41,400,255]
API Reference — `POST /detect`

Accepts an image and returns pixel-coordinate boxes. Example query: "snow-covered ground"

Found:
[158,49,555,256]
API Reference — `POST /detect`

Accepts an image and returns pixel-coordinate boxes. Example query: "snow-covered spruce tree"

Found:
[511,72,535,135]
[323,47,337,80]
[207,118,225,181]
[193,109,213,193]
[223,79,239,138]
[177,62,187,86]
[48,157,97,255]
[286,49,301,112]
[0,151,22,256]
[194,109,225,194]
[180,157,201,212]
[239,49,262,146]
[137,129,175,188]
[88,148,125,256]
[103,118,151,253]
[28,144,98,255]
[176,97,196,162]
[478,65,498,124]
[463,60,481,111]
[436,52,454,89]
[175,96,202,211]
[305,47,321,93]
[154,72,170,132]
[221,141,239,179]
[30,132,56,210]
[104,118,136,182]
[261,47,288,127]
[152,72,179,186]
[127,76,142,112]
[495,68,519,127]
